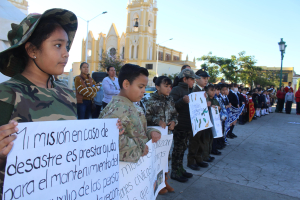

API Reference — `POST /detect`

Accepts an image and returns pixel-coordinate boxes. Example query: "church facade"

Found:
[72,0,196,81]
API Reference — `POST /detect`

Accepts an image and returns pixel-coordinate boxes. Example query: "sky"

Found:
[26,0,300,74]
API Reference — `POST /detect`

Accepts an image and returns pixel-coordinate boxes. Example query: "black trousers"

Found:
[286,101,292,114]
[297,102,300,114]
[277,99,284,112]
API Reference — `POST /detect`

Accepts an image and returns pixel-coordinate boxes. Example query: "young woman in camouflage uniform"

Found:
[145,76,178,194]
[0,9,124,197]
[0,9,79,196]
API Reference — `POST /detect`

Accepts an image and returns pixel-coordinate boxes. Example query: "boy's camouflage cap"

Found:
[0,8,78,77]
[178,68,200,79]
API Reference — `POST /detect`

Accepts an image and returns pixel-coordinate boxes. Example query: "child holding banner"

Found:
[214,84,227,149]
[169,69,198,182]
[145,76,178,194]
[0,9,79,197]
[187,69,213,171]
[99,64,161,163]
[0,10,125,198]
[228,84,239,138]
[205,85,222,156]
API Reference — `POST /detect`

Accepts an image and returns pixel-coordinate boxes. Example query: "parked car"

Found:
[145,87,156,93]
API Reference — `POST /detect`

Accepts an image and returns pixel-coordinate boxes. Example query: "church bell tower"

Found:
[125,0,158,65]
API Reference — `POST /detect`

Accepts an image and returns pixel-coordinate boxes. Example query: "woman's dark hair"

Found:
[153,76,172,86]
[12,18,66,69]
[107,66,114,72]
[118,64,149,89]
[80,62,89,69]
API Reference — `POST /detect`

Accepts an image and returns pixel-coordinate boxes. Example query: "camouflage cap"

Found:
[178,68,200,79]
[0,8,78,77]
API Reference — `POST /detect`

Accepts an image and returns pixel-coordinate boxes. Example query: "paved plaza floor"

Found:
[157,105,300,200]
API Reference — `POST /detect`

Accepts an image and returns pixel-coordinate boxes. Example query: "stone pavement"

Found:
[157,105,300,200]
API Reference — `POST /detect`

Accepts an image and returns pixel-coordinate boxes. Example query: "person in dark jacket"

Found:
[172,65,191,87]
[170,69,198,183]
[238,88,247,125]
[256,88,262,117]
[227,83,239,138]
[187,69,213,172]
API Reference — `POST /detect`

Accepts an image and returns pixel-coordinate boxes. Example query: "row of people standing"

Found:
[276,82,298,114]
[74,63,120,119]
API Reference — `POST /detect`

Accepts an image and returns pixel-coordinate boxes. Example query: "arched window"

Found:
[122,46,125,59]
[131,45,134,59]
[136,45,139,59]
[109,48,116,57]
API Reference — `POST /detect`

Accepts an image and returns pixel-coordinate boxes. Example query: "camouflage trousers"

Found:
[171,129,191,172]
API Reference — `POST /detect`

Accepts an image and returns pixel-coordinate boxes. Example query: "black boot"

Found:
[171,170,188,182]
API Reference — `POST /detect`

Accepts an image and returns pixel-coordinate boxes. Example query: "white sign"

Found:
[148,126,169,173]
[119,134,173,200]
[147,126,168,136]
[210,107,223,138]
[3,119,119,200]
[189,92,213,136]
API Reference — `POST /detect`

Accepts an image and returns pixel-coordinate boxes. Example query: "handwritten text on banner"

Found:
[3,119,119,200]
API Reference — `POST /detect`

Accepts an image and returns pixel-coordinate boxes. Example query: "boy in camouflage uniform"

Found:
[99,64,161,162]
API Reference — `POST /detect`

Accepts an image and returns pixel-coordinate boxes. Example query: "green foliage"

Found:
[199,52,238,83]
[99,51,124,75]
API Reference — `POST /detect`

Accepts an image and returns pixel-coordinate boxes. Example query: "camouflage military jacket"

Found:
[99,95,161,163]
[0,74,77,196]
[0,74,77,122]
[145,92,178,134]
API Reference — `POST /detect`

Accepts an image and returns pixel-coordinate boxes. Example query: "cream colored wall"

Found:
[106,36,118,52]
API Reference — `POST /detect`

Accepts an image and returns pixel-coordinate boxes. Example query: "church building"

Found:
[72,0,196,81]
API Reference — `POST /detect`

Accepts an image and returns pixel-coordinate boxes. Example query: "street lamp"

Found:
[278,38,287,88]
[156,38,173,76]
[78,11,107,62]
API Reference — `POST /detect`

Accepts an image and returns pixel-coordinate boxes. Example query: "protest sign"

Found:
[119,134,173,200]
[3,119,119,200]
[147,126,168,136]
[148,126,169,172]
[189,91,213,136]
[210,107,223,138]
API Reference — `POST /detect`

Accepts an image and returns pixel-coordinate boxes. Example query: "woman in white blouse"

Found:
[102,66,120,108]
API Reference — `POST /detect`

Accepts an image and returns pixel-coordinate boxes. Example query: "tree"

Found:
[162,73,179,81]
[198,52,238,83]
[99,51,124,75]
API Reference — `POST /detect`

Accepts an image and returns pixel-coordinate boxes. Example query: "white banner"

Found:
[119,134,173,200]
[148,126,170,173]
[210,107,223,138]
[189,92,213,136]
[3,119,119,200]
